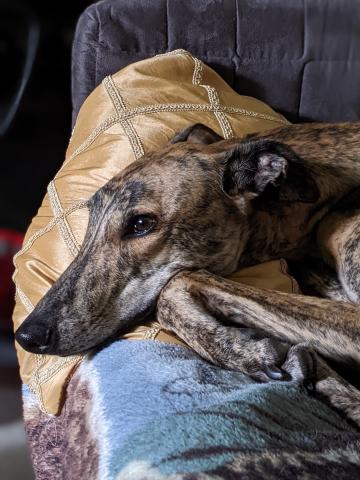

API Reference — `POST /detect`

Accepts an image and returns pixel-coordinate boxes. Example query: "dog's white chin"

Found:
[116,264,181,322]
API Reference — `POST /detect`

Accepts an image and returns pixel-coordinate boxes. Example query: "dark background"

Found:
[0,3,91,477]
[0,0,92,233]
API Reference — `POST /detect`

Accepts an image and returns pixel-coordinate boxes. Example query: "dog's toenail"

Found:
[263,364,284,380]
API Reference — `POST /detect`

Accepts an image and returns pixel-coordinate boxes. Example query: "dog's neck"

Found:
[239,203,324,267]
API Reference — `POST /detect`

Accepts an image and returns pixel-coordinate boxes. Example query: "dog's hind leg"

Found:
[288,258,349,302]
[318,187,360,303]
[283,344,360,428]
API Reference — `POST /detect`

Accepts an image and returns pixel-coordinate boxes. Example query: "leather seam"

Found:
[103,75,145,159]
[48,181,81,258]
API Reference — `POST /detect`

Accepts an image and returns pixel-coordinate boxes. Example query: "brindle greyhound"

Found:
[15,122,360,425]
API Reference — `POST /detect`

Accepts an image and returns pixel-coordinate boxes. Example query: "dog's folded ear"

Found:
[170,123,223,145]
[222,139,319,203]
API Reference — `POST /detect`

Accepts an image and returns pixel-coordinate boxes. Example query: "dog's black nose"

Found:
[15,321,52,353]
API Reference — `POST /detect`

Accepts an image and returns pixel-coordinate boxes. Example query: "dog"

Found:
[15,121,360,424]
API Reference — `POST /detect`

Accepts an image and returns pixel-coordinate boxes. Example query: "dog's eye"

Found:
[124,215,156,238]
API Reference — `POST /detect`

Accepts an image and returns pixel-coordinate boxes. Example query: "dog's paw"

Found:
[209,328,291,383]
[281,343,317,385]
[209,330,318,385]
[241,337,291,383]
[247,342,317,385]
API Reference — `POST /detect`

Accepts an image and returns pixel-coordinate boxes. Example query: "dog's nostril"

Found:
[15,322,52,353]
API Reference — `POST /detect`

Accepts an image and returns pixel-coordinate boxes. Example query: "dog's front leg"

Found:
[157,270,360,426]
[157,270,360,374]
[157,272,291,382]
[311,352,360,427]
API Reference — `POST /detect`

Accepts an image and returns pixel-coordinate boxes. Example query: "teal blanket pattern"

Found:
[23,340,360,479]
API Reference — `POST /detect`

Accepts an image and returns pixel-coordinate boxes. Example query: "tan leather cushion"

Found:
[13,49,290,414]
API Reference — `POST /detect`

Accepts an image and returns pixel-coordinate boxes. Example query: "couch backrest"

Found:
[72,0,360,126]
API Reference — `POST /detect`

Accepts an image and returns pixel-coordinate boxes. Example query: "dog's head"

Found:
[15,124,318,356]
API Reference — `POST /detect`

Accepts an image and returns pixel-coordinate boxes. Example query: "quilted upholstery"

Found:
[72,0,360,126]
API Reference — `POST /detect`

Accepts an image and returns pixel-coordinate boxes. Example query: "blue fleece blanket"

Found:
[23,340,360,479]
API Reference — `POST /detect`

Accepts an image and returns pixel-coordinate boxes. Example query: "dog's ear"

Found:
[222,139,319,203]
[170,124,223,145]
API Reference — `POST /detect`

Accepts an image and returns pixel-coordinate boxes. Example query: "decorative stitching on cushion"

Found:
[15,280,46,413]
[65,51,287,169]
[15,286,34,312]
[122,103,288,123]
[63,114,119,167]
[226,105,287,122]
[13,200,88,271]
[28,356,82,393]
[47,182,63,217]
[203,85,234,139]
[12,199,88,412]
[64,104,287,170]
[21,355,48,414]
[34,354,46,412]
[192,57,234,139]
[27,380,39,397]
[144,327,162,340]
[103,76,145,159]
[156,49,190,57]
[13,200,87,336]
[192,57,204,85]
[26,355,82,414]
[48,181,81,258]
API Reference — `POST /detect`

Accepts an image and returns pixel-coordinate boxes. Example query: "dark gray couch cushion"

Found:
[72,0,360,126]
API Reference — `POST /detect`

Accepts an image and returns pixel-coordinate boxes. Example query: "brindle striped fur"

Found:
[16,122,360,426]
